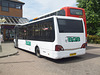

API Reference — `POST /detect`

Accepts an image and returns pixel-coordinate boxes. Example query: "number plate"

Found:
[70,53,76,56]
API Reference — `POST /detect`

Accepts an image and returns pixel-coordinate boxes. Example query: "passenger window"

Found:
[56,9,65,16]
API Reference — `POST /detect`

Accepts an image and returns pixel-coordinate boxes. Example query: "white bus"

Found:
[14,16,86,59]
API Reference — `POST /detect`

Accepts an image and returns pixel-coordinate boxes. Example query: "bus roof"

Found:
[18,16,83,26]
[62,7,84,10]
[30,7,84,21]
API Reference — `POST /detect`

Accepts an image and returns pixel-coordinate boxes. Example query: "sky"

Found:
[20,0,77,20]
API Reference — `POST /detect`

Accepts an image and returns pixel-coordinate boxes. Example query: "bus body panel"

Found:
[51,16,86,59]
[58,33,85,50]
[55,16,86,49]
[18,39,55,56]
[45,48,86,59]
[17,39,86,59]
[14,16,86,59]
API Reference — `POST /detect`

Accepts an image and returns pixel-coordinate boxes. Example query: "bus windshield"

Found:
[57,18,83,33]
[70,9,83,15]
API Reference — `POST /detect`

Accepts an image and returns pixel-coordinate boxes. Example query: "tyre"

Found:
[35,47,41,58]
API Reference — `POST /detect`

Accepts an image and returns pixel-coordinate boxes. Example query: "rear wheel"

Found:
[35,47,41,58]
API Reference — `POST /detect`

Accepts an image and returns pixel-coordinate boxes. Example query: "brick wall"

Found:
[0,6,22,17]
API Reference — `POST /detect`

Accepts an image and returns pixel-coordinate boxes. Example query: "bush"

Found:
[87,35,100,44]
[96,27,100,36]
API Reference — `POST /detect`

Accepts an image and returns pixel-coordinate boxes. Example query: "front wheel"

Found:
[35,47,41,58]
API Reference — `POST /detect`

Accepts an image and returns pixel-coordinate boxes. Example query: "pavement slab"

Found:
[0,43,18,58]
[0,43,100,75]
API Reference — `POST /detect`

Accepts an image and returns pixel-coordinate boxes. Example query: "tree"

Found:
[77,0,100,35]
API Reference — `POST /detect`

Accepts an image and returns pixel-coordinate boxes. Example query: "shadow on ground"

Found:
[86,46,100,50]
[43,52,100,64]
[44,45,100,64]
[17,45,100,64]
[0,60,35,64]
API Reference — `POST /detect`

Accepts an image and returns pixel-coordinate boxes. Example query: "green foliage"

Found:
[96,27,100,36]
[87,35,100,44]
[77,0,100,35]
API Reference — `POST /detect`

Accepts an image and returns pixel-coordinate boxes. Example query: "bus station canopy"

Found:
[0,15,29,25]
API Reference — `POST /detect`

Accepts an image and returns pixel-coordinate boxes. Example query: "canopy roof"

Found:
[10,0,25,4]
[1,0,25,4]
[0,15,29,25]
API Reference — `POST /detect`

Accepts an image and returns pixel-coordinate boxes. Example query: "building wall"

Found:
[0,6,22,17]
[0,0,25,41]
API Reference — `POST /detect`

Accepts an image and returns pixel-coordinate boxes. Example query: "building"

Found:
[0,0,29,41]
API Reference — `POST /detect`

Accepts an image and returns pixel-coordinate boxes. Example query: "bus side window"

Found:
[23,26,28,39]
[26,18,55,42]
[34,23,41,40]
[50,12,56,16]
[56,9,65,16]
[40,18,55,42]
[18,27,24,39]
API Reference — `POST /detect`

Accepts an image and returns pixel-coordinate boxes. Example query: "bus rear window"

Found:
[57,19,83,33]
[70,9,83,15]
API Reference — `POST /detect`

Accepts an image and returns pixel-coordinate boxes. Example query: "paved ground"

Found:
[0,43,18,58]
[0,43,100,75]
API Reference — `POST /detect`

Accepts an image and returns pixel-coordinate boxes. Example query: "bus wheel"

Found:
[35,47,41,58]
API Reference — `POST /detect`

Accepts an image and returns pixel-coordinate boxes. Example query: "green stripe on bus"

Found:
[68,37,80,42]
[26,41,31,46]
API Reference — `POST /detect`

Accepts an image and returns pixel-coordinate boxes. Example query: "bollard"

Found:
[0,45,2,52]
[0,34,2,52]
